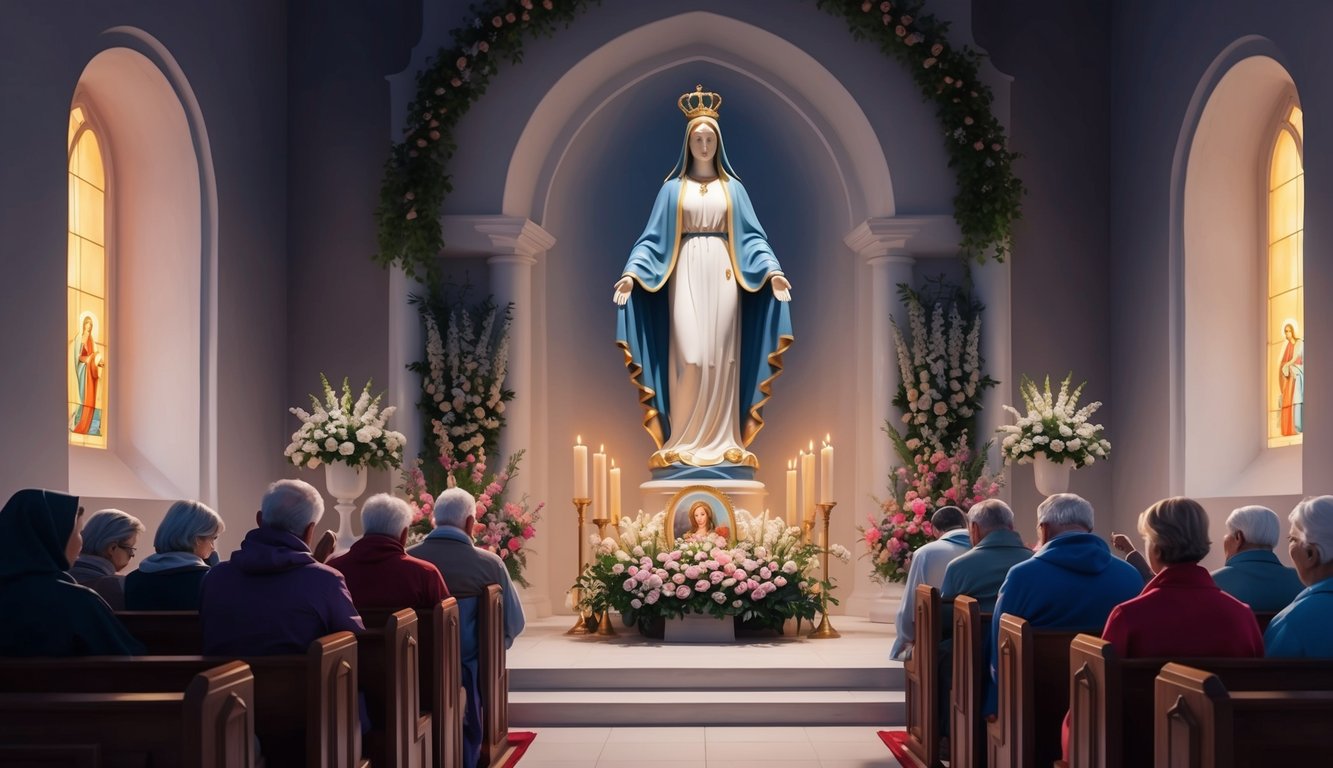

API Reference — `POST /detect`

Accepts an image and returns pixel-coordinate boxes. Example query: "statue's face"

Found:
[689,124,717,167]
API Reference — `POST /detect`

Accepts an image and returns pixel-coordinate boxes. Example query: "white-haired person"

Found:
[124,500,224,610]
[1265,496,1333,658]
[327,493,449,612]
[1209,505,1304,612]
[69,508,144,610]
[199,479,362,656]
[409,486,525,768]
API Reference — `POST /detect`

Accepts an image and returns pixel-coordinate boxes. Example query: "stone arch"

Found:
[67,28,218,505]
[1171,37,1301,497]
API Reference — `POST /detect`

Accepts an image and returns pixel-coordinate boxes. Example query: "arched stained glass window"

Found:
[68,106,109,448]
[1267,102,1303,447]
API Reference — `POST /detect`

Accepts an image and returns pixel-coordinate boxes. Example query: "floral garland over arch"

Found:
[375,0,1025,284]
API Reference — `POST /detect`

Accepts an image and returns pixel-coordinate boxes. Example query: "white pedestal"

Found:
[519,584,552,619]
[664,613,736,643]
[866,582,905,624]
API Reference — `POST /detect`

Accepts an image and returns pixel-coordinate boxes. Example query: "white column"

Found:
[479,218,556,619]
[843,219,920,620]
[972,256,1012,491]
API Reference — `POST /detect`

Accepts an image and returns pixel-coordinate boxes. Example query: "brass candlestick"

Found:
[590,516,618,636]
[802,517,816,546]
[808,501,841,639]
[566,497,592,635]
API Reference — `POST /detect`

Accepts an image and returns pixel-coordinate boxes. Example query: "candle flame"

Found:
[599,444,605,452]
[808,439,814,451]
[612,459,617,468]
[576,434,582,445]
[825,433,832,444]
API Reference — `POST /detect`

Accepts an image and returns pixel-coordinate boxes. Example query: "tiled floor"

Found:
[518,726,903,767]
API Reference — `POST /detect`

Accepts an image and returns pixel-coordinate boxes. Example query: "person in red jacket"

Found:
[328,493,449,611]
[1063,497,1263,761]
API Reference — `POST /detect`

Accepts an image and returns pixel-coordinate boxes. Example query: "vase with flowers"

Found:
[998,373,1111,495]
[285,375,407,553]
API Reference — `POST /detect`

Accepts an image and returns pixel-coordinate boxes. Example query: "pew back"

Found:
[1070,635,1333,768]
[117,610,203,654]
[479,584,509,766]
[988,615,1087,768]
[0,660,255,768]
[1155,663,1333,768]
[358,608,431,768]
[904,585,943,768]
[949,596,991,768]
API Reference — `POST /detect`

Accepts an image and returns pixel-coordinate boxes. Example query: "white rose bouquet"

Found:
[998,373,1110,467]
[285,375,406,470]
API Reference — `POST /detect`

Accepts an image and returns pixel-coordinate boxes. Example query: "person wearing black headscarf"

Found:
[0,489,142,655]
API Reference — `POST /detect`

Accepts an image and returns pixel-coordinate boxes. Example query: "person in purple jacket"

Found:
[200,479,363,656]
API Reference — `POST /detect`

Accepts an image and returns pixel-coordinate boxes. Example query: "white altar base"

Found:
[507,614,904,728]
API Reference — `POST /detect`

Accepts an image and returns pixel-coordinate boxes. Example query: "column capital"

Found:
[440,215,556,264]
[843,215,961,262]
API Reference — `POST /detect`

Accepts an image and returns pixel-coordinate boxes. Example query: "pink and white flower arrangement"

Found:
[862,283,1003,583]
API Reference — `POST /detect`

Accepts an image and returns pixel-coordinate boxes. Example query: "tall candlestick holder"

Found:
[808,501,841,639]
[590,516,618,636]
[566,498,592,635]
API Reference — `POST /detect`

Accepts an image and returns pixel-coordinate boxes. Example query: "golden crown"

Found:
[678,85,722,120]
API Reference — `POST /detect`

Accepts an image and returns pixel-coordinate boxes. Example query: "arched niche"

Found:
[67,30,218,505]
[1173,41,1301,497]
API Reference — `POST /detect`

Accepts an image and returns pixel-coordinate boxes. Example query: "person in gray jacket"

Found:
[68,508,143,610]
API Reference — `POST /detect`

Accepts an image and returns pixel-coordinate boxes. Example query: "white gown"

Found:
[657,179,749,467]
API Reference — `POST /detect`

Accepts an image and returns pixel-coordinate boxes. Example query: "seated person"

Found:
[940,499,1032,612]
[891,505,971,661]
[69,508,144,610]
[328,493,450,612]
[410,487,525,768]
[200,479,363,656]
[992,494,1142,716]
[125,499,224,610]
[1210,505,1304,612]
[1066,497,1263,760]
[681,501,729,541]
[0,489,142,655]
[1265,495,1333,657]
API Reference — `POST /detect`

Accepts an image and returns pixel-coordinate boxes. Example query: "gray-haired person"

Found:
[124,499,225,610]
[1209,505,1304,611]
[69,508,144,610]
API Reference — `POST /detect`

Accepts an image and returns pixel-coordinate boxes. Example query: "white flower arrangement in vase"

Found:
[998,373,1110,468]
[285,374,407,470]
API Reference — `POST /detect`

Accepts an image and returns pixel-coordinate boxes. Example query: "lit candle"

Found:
[573,436,588,500]
[820,435,835,505]
[802,441,816,525]
[609,461,622,525]
[593,445,608,521]
[786,459,798,527]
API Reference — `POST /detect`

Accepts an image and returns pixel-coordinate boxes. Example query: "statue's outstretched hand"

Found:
[771,274,792,302]
[613,276,634,306]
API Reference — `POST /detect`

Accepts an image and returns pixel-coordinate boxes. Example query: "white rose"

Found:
[1050,439,1065,452]
[306,456,322,469]
[1067,438,1082,451]
[291,452,304,465]
[303,441,318,453]
[495,402,505,413]
[339,441,355,456]
[324,437,338,452]
[473,407,485,419]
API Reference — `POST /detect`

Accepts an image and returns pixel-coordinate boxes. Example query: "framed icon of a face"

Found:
[665,485,737,547]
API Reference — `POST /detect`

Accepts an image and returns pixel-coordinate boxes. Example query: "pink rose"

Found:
[505,12,516,23]
[907,524,919,535]
[491,16,502,27]
[861,1,871,11]
[522,525,535,538]
[695,580,710,592]
[865,528,882,545]
[675,586,691,600]
[892,512,907,525]
[974,141,985,151]
[542,0,552,9]
[910,498,927,516]
[888,538,903,553]
[507,537,522,551]
[684,565,701,580]
[931,43,944,56]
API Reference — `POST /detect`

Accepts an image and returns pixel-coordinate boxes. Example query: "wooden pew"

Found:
[1155,663,1333,768]
[1068,635,1333,768]
[948,596,992,768]
[0,660,255,768]
[903,585,944,768]
[363,599,464,768]
[987,615,1090,768]
[358,608,431,768]
[0,633,361,768]
[117,610,203,654]
[479,584,510,768]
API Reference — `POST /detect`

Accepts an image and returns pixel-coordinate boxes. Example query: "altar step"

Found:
[508,664,904,727]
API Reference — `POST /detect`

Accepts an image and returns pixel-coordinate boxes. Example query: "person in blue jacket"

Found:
[986,493,1142,716]
[940,499,1032,612]
[1210,505,1304,612]
[1265,495,1333,658]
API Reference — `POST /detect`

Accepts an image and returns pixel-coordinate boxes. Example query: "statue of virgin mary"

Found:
[613,86,794,476]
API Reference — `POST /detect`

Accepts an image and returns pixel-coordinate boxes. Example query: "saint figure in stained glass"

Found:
[70,311,104,436]
[1278,320,1304,437]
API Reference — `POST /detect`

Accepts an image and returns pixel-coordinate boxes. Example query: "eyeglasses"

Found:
[116,543,137,558]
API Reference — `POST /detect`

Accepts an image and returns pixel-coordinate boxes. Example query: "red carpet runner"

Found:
[495,731,536,767]
[877,730,915,766]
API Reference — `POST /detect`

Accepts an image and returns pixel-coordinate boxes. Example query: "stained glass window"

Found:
[68,106,108,448]
[1267,103,1303,447]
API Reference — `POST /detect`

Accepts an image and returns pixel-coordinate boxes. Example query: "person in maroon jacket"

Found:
[328,493,449,612]
[1063,497,1263,761]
